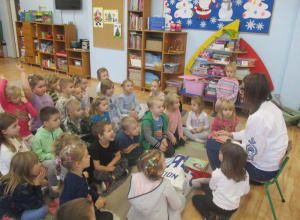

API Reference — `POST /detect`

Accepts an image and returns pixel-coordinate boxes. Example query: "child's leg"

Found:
[121,146,144,166]
[111,158,129,179]
[93,170,113,182]
[164,141,175,158]
[174,129,185,147]
[183,128,197,141]
[21,205,48,220]
[137,110,145,120]
[112,123,121,134]
[215,99,222,112]
[194,131,209,140]
[121,113,130,118]
[95,210,113,220]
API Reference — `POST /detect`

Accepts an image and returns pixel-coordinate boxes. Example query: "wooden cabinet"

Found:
[66,48,90,77]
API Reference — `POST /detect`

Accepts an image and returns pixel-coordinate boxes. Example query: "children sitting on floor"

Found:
[32,106,63,169]
[56,79,75,122]
[90,121,128,191]
[140,96,175,157]
[115,117,144,166]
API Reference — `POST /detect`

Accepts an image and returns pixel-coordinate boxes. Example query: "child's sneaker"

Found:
[123,169,129,176]
[101,180,110,191]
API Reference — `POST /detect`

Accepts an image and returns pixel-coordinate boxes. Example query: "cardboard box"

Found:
[146,39,162,51]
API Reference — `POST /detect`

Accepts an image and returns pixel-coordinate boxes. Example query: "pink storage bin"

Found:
[179,75,208,96]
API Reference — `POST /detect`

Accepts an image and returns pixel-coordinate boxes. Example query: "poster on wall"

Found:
[113,23,122,38]
[163,0,275,34]
[104,10,118,24]
[93,7,103,28]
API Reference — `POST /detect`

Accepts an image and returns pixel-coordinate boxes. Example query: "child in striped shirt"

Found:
[212,62,239,117]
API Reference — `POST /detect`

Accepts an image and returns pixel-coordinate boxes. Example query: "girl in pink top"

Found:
[164,93,186,149]
[211,100,239,136]
[0,76,38,149]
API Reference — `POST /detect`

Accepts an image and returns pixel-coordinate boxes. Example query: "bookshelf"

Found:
[66,48,90,77]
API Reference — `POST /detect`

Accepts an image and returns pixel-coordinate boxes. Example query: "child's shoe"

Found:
[101,180,110,191]
[204,214,216,220]
[123,169,129,176]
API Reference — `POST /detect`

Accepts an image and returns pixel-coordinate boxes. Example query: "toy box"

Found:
[146,38,163,51]
[236,58,256,67]
[179,75,207,96]
[166,80,183,91]
[163,62,179,73]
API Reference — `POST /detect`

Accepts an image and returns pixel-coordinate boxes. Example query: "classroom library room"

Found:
[0,0,299,219]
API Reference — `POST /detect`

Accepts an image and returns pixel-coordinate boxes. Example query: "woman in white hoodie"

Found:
[127,150,186,220]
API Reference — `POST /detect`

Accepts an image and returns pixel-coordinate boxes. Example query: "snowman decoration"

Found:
[218,0,233,21]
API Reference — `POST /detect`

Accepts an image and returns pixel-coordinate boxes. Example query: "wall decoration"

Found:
[104,10,118,24]
[163,0,275,34]
[93,7,103,28]
[114,23,122,38]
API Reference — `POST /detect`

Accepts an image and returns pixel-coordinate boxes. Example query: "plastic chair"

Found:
[265,141,292,220]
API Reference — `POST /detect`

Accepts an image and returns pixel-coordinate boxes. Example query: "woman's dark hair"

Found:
[243,73,272,114]
[220,143,247,182]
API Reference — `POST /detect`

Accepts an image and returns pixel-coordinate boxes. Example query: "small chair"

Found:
[265,141,292,220]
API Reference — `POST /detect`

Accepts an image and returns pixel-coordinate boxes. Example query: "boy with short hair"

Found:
[90,121,128,191]
[139,96,175,157]
[115,117,144,166]
[61,100,94,143]
[56,78,75,122]
[96,67,109,96]
[73,86,86,110]
[32,106,63,168]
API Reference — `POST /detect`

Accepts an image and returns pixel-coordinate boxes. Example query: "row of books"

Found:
[129,0,144,11]
[129,33,142,49]
[129,13,143,30]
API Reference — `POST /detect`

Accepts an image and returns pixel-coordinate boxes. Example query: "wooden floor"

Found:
[1,58,299,220]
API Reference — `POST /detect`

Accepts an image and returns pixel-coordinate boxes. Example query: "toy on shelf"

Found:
[168,38,184,54]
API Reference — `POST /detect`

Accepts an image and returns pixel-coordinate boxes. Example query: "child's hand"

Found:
[171,137,177,146]
[106,166,115,172]
[119,116,123,121]
[196,127,204,133]
[179,135,186,142]
[216,130,233,138]
[0,76,6,81]
[21,97,28,103]
[220,97,225,102]
[111,120,116,125]
[161,138,168,147]
[212,131,218,137]
[33,171,45,186]
[85,107,90,116]
[127,110,133,116]
[159,144,167,152]
[15,63,25,72]
[83,171,89,178]
[95,197,107,209]
[191,129,197,134]
[133,112,139,121]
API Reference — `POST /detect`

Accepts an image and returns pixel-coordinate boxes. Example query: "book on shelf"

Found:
[184,156,209,172]
[130,32,142,49]
[130,53,142,67]
[130,0,143,11]
[129,13,143,30]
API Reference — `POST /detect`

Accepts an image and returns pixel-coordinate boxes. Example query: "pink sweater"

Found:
[0,79,38,137]
[211,116,239,132]
[164,108,183,140]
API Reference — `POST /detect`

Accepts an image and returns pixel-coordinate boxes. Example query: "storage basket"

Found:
[146,39,163,51]
[186,80,206,96]
[129,68,141,87]
[163,63,180,73]
[282,107,300,124]
[165,80,183,91]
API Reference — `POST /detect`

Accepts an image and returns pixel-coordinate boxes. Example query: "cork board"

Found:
[92,0,124,50]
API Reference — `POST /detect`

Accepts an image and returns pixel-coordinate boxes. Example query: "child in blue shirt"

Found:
[115,117,144,166]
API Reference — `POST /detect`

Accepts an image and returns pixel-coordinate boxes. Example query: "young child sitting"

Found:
[212,62,239,117]
[0,113,29,175]
[62,100,94,143]
[96,67,109,96]
[0,152,48,220]
[183,96,210,143]
[165,86,183,113]
[192,143,250,220]
[150,79,165,100]
[127,150,186,220]
[73,75,91,109]
[140,96,175,157]
[101,79,122,124]
[211,100,239,135]
[32,106,63,168]
[44,73,60,105]
[73,86,86,110]
[115,117,144,166]
[54,141,113,220]
[119,79,144,121]
[0,76,37,149]
[90,121,128,191]
[90,96,120,133]
[56,78,75,122]
[164,93,186,149]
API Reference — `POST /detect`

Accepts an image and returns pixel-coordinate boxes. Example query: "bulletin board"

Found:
[92,0,124,50]
[163,0,275,34]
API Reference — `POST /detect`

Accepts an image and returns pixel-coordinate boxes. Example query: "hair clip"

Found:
[148,160,154,166]
[67,147,71,154]
[56,175,61,181]
[154,155,159,161]
[55,158,61,166]
[68,156,72,163]
[143,164,148,169]
[149,169,154,175]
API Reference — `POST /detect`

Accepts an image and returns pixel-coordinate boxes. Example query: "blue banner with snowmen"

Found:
[163,0,275,34]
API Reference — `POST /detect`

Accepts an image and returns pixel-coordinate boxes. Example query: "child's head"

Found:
[225,62,237,78]
[0,113,20,152]
[164,93,180,110]
[4,84,22,105]
[121,79,133,94]
[89,96,108,115]
[137,149,166,181]
[28,74,46,96]
[147,96,164,116]
[52,133,81,157]
[218,100,236,121]
[219,142,247,182]
[150,79,161,94]
[97,67,109,81]
[0,151,40,197]
[120,116,140,137]
[101,79,114,96]
[191,96,204,113]
[40,106,61,130]
[72,75,88,91]
[66,100,83,119]
[54,198,95,220]
[73,86,83,101]
[164,86,177,95]
[59,79,74,95]
[92,121,114,142]
[44,73,59,91]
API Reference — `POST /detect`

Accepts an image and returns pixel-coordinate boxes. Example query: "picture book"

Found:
[184,156,209,172]
[42,11,53,24]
